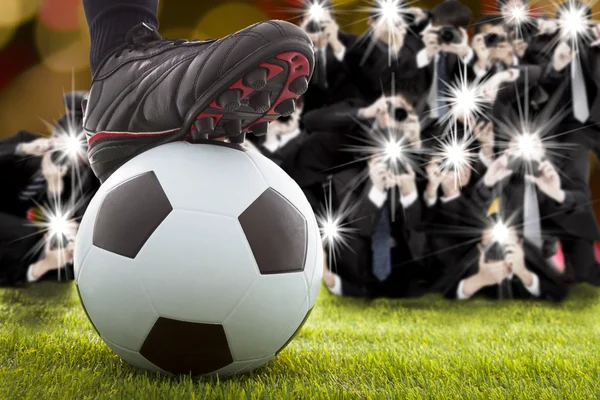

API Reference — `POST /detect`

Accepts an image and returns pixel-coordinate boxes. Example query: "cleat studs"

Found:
[274,98,296,117]
[229,133,246,144]
[289,76,308,96]
[248,91,271,113]
[250,122,269,137]
[192,119,213,141]
[243,68,268,91]
[191,131,210,141]
[217,89,241,112]
[223,119,242,136]
[195,118,214,133]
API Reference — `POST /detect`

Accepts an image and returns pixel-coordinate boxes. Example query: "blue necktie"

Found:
[372,204,392,281]
[436,52,450,119]
[18,173,46,203]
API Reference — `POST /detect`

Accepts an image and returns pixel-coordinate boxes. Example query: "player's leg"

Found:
[81,1,315,183]
[83,0,159,75]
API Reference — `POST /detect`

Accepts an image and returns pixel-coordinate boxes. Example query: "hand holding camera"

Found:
[19,138,53,157]
[478,247,511,286]
[387,165,416,196]
[368,157,389,192]
[41,152,68,195]
[552,41,575,72]
[440,27,470,58]
[525,160,566,203]
[483,153,513,187]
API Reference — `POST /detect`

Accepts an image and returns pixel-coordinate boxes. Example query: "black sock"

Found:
[83,0,160,75]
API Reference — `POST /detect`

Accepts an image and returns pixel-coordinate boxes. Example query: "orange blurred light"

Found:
[39,0,81,31]
[193,3,269,39]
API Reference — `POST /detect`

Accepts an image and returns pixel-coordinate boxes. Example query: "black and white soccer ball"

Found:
[74,141,322,376]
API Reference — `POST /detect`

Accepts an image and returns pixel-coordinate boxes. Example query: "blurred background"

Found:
[0,0,598,220]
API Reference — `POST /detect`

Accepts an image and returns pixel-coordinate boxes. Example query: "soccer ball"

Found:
[74,141,322,376]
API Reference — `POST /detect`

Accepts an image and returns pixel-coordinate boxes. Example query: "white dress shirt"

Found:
[456,271,541,299]
[262,128,302,153]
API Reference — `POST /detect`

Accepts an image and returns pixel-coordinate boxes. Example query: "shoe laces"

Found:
[114,23,216,58]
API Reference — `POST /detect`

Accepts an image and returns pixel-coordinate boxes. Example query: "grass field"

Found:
[1,282,600,400]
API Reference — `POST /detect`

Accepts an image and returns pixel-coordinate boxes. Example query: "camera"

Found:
[438,26,462,45]
[485,241,505,262]
[389,104,408,123]
[306,20,324,33]
[507,156,541,177]
[484,33,507,48]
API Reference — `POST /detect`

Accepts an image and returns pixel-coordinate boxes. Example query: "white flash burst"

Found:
[430,132,477,187]
[308,1,326,21]
[439,65,490,132]
[492,220,510,243]
[514,131,543,160]
[555,0,595,48]
[316,184,358,271]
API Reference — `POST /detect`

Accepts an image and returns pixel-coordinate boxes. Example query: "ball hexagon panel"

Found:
[134,210,259,323]
[77,246,159,351]
[104,339,167,374]
[238,188,307,275]
[149,142,269,217]
[243,149,321,281]
[223,273,308,360]
[93,171,173,259]
[139,317,233,376]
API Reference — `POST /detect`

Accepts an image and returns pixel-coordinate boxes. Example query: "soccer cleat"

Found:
[84,21,315,182]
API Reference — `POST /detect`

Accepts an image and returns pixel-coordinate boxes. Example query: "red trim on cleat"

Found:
[197,112,224,125]
[229,79,254,100]
[88,128,180,146]
[209,100,224,110]
[259,62,284,80]
[243,52,310,133]
[266,52,310,115]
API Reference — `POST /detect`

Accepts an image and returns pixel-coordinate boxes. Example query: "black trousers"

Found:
[83,0,159,73]
[0,212,42,286]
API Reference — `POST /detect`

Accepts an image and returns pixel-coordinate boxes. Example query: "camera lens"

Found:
[393,108,408,122]
[306,20,323,34]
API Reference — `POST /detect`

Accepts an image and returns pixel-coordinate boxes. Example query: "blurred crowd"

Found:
[2,0,600,302]
[244,0,600,301]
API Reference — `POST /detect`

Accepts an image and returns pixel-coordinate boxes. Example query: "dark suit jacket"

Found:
[344,33,425,103]
[440,239,568,301]
[303,32,363,115]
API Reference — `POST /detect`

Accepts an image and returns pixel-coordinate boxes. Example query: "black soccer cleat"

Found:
[84,21,315,182]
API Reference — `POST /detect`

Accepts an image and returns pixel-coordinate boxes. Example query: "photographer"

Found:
[472,15,520,80]
[0,91,99,286]
[415,0,475,121]
[441,223,567,300]
[473,128,600,284]
[299,2,362,114]
[323,154,427,298]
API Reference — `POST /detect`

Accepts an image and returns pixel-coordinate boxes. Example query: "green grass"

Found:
[1,283,600,400]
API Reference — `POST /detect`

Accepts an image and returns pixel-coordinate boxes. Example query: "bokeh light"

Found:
[34,3,90,72]
[0,26,16,50]
[38,0,80,31]
[193,3,269,38]
[0,0,41,28]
